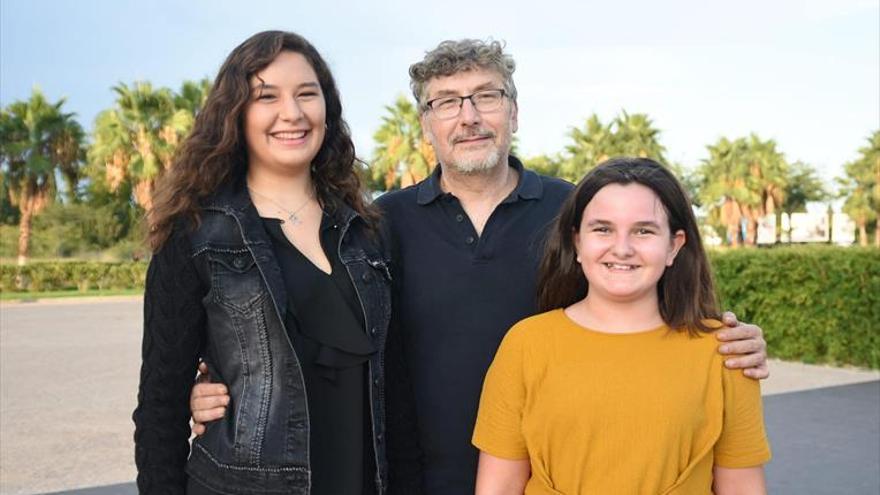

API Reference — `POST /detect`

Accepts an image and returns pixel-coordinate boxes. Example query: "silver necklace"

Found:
[248,187,313,226]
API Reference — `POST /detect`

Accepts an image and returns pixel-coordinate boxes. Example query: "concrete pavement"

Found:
[1,298,141,495]
[1,297,878,494]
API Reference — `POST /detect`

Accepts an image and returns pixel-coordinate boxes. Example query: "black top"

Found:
[376,157,573,495]
[265,211,377,495]
[137,202,397,495]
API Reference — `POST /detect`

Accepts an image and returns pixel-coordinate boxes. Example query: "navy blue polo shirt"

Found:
[376,157,573,495]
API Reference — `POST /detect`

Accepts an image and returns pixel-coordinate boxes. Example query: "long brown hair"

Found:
[148,30,377,251]
[537,157,719,333]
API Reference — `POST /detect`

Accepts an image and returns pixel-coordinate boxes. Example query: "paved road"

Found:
[2,298,878,494]
[35,382,880,495]
[1,298,141,495]
[765,380,880,494]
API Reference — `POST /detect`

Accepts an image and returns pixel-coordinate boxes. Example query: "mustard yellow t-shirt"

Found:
[472,309,771,494]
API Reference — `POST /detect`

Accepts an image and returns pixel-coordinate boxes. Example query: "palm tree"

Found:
[838,130,880,247]
[0,88,84,264]
[868,132,880,247]
[698,138,748,247]
[173,78,212,116]
[370,95,435,191]
[697,135,788,246]
[562,112,667,183]
[562,114,615,182]
[739,135,788,245]
[613,111,667,161]
[88,81,199,210]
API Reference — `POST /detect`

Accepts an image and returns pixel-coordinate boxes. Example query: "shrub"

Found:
[710,246,880,369]
[0,202,144,260]
[0,261,148,293]
[1,247,877,368]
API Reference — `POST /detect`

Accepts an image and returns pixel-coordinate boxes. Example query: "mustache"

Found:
[450,130,495,144]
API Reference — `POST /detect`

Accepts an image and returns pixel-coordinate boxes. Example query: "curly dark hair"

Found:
[537,157,719,334]
[149,30,377,251]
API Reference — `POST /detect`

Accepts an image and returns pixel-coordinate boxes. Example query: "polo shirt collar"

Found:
[415,155,544,206]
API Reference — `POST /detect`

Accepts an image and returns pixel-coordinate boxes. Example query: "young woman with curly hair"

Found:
[134,31,394,495]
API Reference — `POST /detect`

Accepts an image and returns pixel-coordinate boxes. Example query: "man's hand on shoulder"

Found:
[716,311,770,380]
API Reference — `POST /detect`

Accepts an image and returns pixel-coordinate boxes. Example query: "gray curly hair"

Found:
[409,39,517,112]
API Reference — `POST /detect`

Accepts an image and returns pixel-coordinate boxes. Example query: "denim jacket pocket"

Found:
[207,248,264,314]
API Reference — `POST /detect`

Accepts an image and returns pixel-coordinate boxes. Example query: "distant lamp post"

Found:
[827,205,834,244]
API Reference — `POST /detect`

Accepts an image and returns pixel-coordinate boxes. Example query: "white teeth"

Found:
[604,263,637,270]
[272,131,307,139]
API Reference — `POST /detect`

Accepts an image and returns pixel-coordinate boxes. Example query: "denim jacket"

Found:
[134,178,392,495]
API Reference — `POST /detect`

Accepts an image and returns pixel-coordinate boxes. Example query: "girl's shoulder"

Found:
[502,309,569,347]
[511,308,568,332]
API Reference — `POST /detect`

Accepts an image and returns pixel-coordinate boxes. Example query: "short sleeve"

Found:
[714,368,772,467]
[471,324,530,460]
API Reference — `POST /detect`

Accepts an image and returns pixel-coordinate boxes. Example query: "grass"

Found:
[0,288,143,301]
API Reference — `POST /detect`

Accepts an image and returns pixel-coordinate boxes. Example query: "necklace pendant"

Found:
[287,213,302,226]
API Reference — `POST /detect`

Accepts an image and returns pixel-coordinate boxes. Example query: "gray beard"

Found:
[449,147,502,175]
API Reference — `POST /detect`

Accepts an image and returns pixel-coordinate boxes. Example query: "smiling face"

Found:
[420,67,517,174]
[243,51,326,176]
[574,183,686,306]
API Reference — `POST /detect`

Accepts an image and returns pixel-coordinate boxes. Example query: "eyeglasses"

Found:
[424,89,507,120]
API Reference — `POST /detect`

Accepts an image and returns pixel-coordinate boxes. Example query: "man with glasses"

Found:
[189,39,769,495]
[375,39,768,494]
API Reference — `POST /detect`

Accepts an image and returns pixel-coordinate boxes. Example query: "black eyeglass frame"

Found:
[424,89,508,118]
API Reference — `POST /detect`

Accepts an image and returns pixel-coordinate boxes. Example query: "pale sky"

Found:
[2,0,877,184]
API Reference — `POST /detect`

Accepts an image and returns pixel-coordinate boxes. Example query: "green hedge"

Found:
[0,261,148,293]
[710,246,880,369]
[1,247,878,368]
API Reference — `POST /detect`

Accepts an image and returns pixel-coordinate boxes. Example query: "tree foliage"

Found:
[522,154,564,180]
[783,161,827,214]
[87,79,211,210]
[0,88,85,264]
[560,111,666,182]
[697,134,788,246]
[837,130,880,247]
[370,95,435,191]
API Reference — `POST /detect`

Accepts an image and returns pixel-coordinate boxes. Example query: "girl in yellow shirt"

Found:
[472,157,771,494]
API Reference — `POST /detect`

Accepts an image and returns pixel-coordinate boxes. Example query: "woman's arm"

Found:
[475,452,530,495]
[133,230,206,494]
[713,466,767,495]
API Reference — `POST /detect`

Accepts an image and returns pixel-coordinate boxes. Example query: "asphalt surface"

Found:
[2,297,878,494]
[764,380,880,494]
[1,298,141,495]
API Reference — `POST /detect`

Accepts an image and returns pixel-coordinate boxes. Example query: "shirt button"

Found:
[455,213,464,222]
[370,327,377,336]
[233,256,246,269]
[362,272,372,283]
[465,236,475,245]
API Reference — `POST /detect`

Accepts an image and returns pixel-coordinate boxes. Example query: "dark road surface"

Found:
[44,380,880,495]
